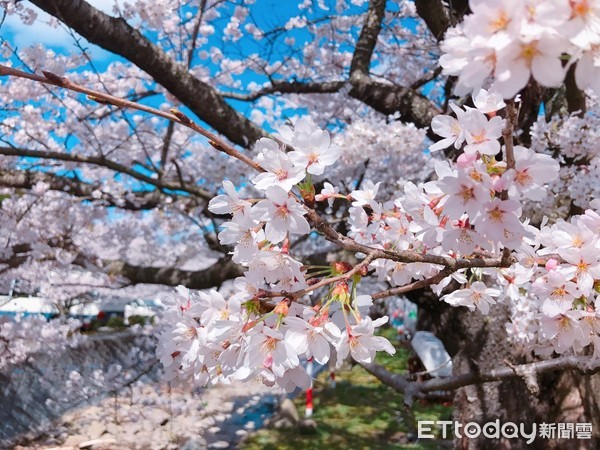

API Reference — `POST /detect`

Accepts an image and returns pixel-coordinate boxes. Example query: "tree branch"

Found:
[0,144,212,200]
[361,355,600,407]
[0,64,264,173]
[0,168,175,211]
[347,0,440,129]
[0,238,243,290]
[103,256,244,290]
[565,64,587,117]
[222,77,440,130]
[304,207,510,271]
[219,80,347,101]
[414,0,451,41]
[350,0,386,78]
[348,79,441,129]
[29,0,266,148]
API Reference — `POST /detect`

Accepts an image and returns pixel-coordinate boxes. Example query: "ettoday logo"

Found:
[417,420,593,443]
[418,420,537,444]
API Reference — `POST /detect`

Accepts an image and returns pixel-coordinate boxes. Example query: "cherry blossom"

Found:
[441,281,501,314]
[252,138,306,192]
[252,186,310,244]
[288,127,341,175]
[5,0,600,405]
[336,317,396,366]
[475,198,525,245]
[315,182,340,207]
[208,180,252,221]
[284,316,340,364]
[429,104,467,152]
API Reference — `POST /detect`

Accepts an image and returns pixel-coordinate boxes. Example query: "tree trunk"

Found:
[416,295,600,449]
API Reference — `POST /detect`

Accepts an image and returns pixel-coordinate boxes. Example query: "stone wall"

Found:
[0,331,159,447]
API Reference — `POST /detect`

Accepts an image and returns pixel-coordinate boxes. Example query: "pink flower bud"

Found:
[545,258,558,271]
[457,151,477,168]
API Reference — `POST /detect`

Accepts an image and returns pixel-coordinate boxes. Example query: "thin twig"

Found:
[0,64,264,173]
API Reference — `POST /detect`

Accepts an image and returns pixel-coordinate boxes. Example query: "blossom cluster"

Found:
[157,285,393,391]
[440,0,600,98]
[157,118,396,391]
[150,1,600,389]
[346,90,559,305]
[158,82,600,388]
[0,315,83,371]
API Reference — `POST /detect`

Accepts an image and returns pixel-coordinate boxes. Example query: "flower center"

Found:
[488,207,504,222]
[262,337,279,353]
[558,316,571,332]
[572,235,584,248]
[520,42,539,65]
[274,168,288,181]
[571,0,591,18]
[489,11,509,32]
[577,260,589,275]
[515,170,532,186]
[460,185,475,202]
[471,130,487,144]
[275,204,290,220]
[183,326,197,340]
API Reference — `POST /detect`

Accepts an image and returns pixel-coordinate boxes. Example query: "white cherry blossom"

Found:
[252,186,310,244]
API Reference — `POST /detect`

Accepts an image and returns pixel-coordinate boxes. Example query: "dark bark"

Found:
[350,0,386,77]
[515,83,544,147]
[565,65,587,118]
[348,79,440,129]
[414,0,451,40]
[0,146,211,199]
[415,0,470,40]
[105,256,244,290]
[0,169,173,211]
[420,299,600,449]
[220,80,346,101]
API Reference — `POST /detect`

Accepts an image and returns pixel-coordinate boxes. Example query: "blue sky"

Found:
[1,1,354,69]
[1,0,117,60]
[0,1,371,128]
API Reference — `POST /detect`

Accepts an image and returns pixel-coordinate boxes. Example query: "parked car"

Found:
[97,297,157,325]
[0,296,59,320]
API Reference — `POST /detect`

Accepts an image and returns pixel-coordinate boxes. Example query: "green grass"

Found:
[241,328,452,450]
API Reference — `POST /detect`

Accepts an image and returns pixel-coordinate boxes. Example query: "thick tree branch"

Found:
[414,0,470,40]
[0,145,212,200]
[0,244,32,273]
[361,355,600,407]
[348,0,440,129]
[348,79,441,129]
[223,77,440,130]
[0,168,174,211]
[350,0,386,78]
[0,239,243,290]
[565,64,587,117]
[103,256,244,290]
[220,80,347,101]
[29,0,266,148]
[414,0,451,41]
